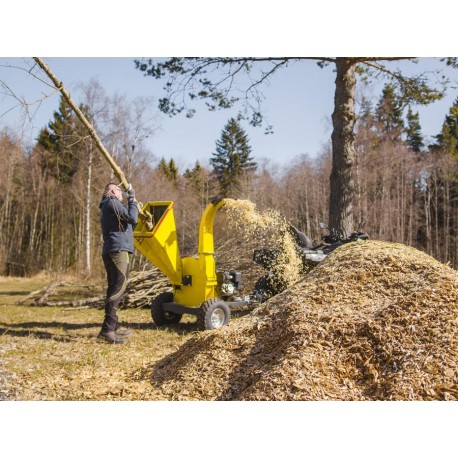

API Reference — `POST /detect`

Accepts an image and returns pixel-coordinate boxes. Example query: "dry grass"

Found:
[0,278,197,400]
[0,304,198,400]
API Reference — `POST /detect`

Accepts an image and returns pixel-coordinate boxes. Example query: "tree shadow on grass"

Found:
[0,321,100,331]
[0,319,199,340]
[0,320,102,342]
[0,290,31,296]
[0,325,86,342]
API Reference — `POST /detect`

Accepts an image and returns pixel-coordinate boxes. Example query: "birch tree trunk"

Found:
[425,183,431,254]
[85,144,93,275]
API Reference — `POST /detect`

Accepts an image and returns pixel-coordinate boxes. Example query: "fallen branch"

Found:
[36,281,71,304]
[40,296,105,307]
[17,281,70,305]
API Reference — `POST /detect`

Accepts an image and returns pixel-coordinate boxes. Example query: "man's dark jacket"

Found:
[99,196,139,256]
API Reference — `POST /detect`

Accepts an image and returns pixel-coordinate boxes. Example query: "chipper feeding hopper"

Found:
[134,198,251,330]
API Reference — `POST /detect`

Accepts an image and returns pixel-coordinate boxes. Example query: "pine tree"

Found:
[184,161,211,202]
[210,118,257,197]
[36,96,83,183]
[158,157,179,181]
[168,158,178,181]
[184,161,203,190]
[435,97,458,156]
[405,108,424,152]
[375,84,404,143]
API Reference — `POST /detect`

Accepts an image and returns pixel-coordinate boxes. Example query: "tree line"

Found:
[1,79,458,277]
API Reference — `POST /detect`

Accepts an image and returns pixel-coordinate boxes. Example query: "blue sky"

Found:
[0,57,336,168]
[1,57,458,171]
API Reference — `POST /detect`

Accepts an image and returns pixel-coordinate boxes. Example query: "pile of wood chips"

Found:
[150,240,458,400]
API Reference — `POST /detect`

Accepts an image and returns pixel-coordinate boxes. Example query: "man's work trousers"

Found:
[101,251,130,332]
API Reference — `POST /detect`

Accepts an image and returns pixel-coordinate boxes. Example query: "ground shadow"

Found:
[0,291,31,296]
[0,321,100,331]
[0,326,85,342]
[137,321,199,334]
[0,319,198,337]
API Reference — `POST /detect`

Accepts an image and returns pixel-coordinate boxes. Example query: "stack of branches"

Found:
[120,268,170,308]
[16,267,170,309]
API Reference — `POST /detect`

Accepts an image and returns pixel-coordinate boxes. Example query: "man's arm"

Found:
[109,198,138,226]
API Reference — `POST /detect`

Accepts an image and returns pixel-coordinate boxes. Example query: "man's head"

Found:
[104,183,123,201]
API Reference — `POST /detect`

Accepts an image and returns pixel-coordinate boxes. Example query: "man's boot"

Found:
[115,328,132,337]
[98,330,127,344]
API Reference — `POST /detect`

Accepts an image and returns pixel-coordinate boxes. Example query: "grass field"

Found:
[0,276,196,400]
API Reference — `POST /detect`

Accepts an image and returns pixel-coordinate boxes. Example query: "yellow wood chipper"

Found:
[133,198,252,330]
[33,57,258,331]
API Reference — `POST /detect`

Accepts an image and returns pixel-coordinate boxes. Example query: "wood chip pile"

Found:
[151,240,458,400]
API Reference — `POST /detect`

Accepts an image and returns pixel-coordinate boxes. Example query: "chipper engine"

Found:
[133,198,252,330]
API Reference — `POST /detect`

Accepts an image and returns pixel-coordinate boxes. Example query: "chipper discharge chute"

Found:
[134,198,252,330]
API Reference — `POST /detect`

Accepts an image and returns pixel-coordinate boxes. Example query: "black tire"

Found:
[197,298,230,330]
[151,291,182,326]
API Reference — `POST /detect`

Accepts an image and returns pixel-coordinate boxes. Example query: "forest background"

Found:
[1,57,458,278]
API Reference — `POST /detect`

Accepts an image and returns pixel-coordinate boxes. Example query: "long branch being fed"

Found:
[32,57,153,229]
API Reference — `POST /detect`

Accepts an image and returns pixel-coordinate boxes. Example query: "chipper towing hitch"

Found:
[134,198,256,330]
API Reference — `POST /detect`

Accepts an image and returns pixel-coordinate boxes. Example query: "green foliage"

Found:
[134,57,447,136]
[135,57,290,127]
[36,96,84,183]
[398,76,444,106]
[406,108,424,152]
[158,157,179,181]
[184,161,203,188]
[443,57,458,69]
[361,85,425,152]
[210,118,257,197]
[376,84,404,142]
[184,161,211,202]
[435,97,458,156]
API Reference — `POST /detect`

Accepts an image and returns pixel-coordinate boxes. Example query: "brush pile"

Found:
[151,240,458,400]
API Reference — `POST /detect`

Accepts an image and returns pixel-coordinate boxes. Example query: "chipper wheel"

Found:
[197,298,231,330]
[151,292,182,326]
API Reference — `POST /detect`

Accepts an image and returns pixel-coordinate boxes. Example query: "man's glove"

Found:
[126,183,136,200]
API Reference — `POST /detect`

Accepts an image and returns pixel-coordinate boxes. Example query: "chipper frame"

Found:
[134,199,250,330]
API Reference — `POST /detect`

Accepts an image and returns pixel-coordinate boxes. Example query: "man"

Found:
[98,182,138,344]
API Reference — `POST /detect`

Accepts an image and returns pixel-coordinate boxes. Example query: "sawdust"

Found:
[150,240,458,400]
[221,199,303,287]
